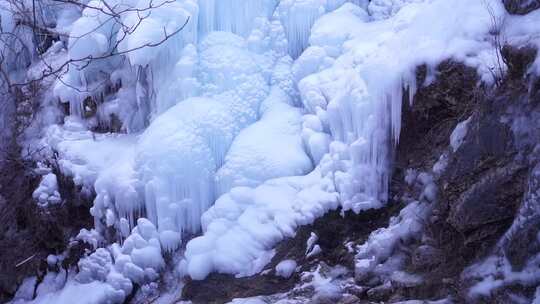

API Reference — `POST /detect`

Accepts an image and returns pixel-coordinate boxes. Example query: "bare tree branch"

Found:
[0,0,189,93]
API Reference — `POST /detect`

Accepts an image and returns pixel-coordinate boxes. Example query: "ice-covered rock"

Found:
[450,116,471,152]
[355,201,430,282]
[32,173,61,206]
[275,260,297,278]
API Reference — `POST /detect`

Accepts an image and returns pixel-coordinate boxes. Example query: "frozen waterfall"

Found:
[35,1,511,299]
[51,0,397,248]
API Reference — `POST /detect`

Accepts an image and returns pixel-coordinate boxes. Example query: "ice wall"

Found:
[35,1,514,297]
[48,0,424,280]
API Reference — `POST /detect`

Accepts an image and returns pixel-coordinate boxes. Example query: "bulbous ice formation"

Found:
[133,29,275,248]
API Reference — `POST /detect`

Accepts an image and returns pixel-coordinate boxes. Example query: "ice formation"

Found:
[450,116,472,152]
[215,87,313,195]
[275,260,297,278]
[354,201,430,281]
[33,173,61,206]
[17,0,540,302]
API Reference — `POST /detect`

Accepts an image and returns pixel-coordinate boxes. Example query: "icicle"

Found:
[277,0,327,58]
[325,0,370,11]
[198,0,277,39]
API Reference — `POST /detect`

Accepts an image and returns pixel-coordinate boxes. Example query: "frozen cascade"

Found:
[47,0,422,284]
[28,0,517,299]
[124,27,277,249]
[276,0,326,59]
[276,0,370,58]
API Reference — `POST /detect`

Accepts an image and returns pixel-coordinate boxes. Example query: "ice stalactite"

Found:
[118,0,200,131]
[53,0,124,120]
[52,0,364,130]
[198,0,278,38]
[275,0,369,59]
[276,0,327,59]
[300,65,417,212]
[137,97,233,240]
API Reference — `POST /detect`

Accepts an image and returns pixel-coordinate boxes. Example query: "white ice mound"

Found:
[185,171,339,280]
[136,97,236,236]
[215,88,313,195]
[134,30,274,241]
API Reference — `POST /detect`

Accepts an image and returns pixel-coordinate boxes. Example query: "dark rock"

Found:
[0,148,94,301]
[366,282,393,302]
[396,60,478,172]
[502,167,540,270]
[338,294,361,304]
[343,285,367,298]
[530,75,540,103]
[411,245,443,269]
[447,163,527,238]
[501,44,538,80]
[82,96,98,119]
[391,55,538,302]
[182,274,295,304]
[389,60,483,301]
[503,0,540,15]
[504,216,540,270]
[445,112,513,182]
[362,275,382,288]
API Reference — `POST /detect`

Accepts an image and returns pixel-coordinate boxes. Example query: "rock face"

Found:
[503,0,540,15]
[441,45,540,251]
[399,46,540,302]
[392,60,487,301]
[396,60,479,172]
[447,162,526,240]
[501,44,538,79]
[379,44,540,303]
[411,245,443,269]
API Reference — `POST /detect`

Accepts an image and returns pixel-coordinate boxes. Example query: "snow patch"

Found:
[275,260,297,278]
[450,116,472,152]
